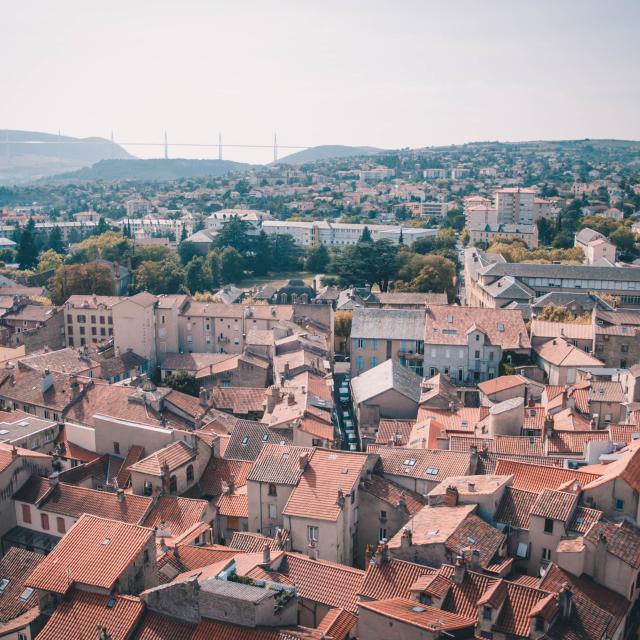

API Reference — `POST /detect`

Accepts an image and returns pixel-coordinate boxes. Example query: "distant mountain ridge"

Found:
[0,129,134,184]
[276,145,382,164]
[42,158,253,183]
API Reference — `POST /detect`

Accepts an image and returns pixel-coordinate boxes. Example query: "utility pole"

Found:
[164,131,168,160]
[273,132,278,163]
[218,132,222,161]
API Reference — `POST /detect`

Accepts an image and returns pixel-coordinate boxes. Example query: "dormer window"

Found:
[483,605,492,620]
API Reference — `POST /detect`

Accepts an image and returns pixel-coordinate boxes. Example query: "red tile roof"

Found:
[493,459,601,492]
[478,375,526,396]
[192,619,280,640]
[376,447,472,484]
[283,449,369,522]
[314,608,357,640]
[530,490,578,522]
[129,441,196,476]
[211,387,266,415]
[26,514,153,594]
[359,597,476,632]
[494,487,537,530]
[0,441,51,473]
[492,582,552,637]
[36,590,143,640]
[359,558,436,601]
[116,445,145,489]
[361,474,425,516]
[585,519,640,569]
[247,444,314,485]
[132,611,196,640]
[375,419,414,446]
[189,457,252,500]
[0,547,42,622]
[143,496,208,540]
[216,491,249,518]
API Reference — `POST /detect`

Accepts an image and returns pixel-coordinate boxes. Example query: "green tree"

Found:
[220,247,245,284]
[47,226,65,253]
[253,231,272,276]
[359,226,373,243]
[216,217,252,254]
[398,254,456,301]
[16,224,38,270]
[306,243,330,273]
[178,241,200,265]
[131,245,174,269]
[94,216,109,235]
[163,371,199,397]
[180,225,188,242]
[610,227,636,253]
[69,231,131,263]
[207,251,221,289]
[37,249,63,272]
[134,258,186,294]
[270,234,302,272]
[186,256,211,294]
[49,263,115,305]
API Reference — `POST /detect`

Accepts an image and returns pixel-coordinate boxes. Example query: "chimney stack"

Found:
[470,549,481,571]
[336,488,345,508]
[262,543,271,566]
[400,528,413,553]
[116,488,125,503]
[308,540,318,560]
[558,583,572,618]
[298,452,309,470]
[444,485,459,507]
[199,387,209,408]
[453,555,465,585]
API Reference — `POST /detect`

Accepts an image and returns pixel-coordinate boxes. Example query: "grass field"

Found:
[239,271,316,290]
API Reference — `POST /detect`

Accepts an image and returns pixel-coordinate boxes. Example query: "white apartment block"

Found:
[206,209,272,234]
[494,187,536,225]
[111,216,194,240]
[469,223,539,249]
[261,220,436,247]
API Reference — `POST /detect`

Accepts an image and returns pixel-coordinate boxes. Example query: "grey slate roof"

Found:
[480,260,640,282]
[350,307,425,340]
[224,420,292,462]
[351,358,422,405]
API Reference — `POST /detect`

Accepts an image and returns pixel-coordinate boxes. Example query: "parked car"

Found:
[344,419,354,430]
[349,443,358,451]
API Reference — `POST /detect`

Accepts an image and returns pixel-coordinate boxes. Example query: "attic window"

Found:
[516,542,529,558]
[241,436,250,445]
[262,434,269,442]
[442,329,457,335]
[529,437,536,444]
[18,421,28,427]
[427,529,439,536]
[497,322,505,332]
[530,409,537,416]
[575,517,585,525]
[0,430,8,436]
[0,579,9,593]
[101,538,110,546]
[403,459,417,467]
[425,467,439,476]
[447,314,453,323]
[467,535,477,544]
[328,454,338,460]
[460,421,468,427]
[341,468,349,475]
[411,606,426,613]
[19,588,34,601]
[107,597,117,609]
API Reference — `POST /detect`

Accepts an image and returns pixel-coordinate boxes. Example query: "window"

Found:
[21,504,31,524]
[269,504,277,519]
[143,481,153,496]
[379,527,387,542]
[615,498,625,511]
[186,465,194,483]
[91,315,96,323]
[169,475,177,494]
[475,334,480,341]
[356,356,364,371]
[474,350,480,359]
[268,483,277,496]
[622,344,629,353]
[19,588,34,601]
[307,526,318,542]
[544,518,554,533]
[113,441,120,455]
[483,605,492,620]
[41,513,49,530]
[57,517,66,534]
[371,339,378,350]
[370,356,378,368]
[380,510,387,519]
[542,547,551,562]
[144,549,149,563]
[356,338,366,349]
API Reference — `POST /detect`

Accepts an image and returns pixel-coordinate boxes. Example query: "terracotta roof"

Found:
[247,444,314,485]
[116,445,145,489]
[211,387,265,415]
[493,459,601,492]
[188,456,252,500]
[269,552,365,612]
[314,608,357,640]
[536,337,603,367]
[216,491,249,518]
[359,597,475,632]
[171,544,241,571]
[132,611,196,640]
[15,477,152,524]
[0,547,42,623]
[425,305,530,349]
[129,441,196,477]
[494,487,537,530]
[359,558,436,601]
[610,423,640,445]
[283,449,369,522]
[229,531,289,553]
[53,454,123,487]
[546,430,611,456]
[26,514,153,594]
[417,406,488,431]
[530,489,578,522]
[582,441,640,492]
[0,368,76,412]
[585,519,640,569]
[376,447,472,483]
[439,565,498,619]
[492,582,552,637]
[568,506,602,534]
[192,619,280,640]
[143,496,208,540]
[298,415,335,442]
[478,375,527,396]
[444,513,506,566]
[450,434,544,457]
[375,419,414,446]
[361,474,425,516]
[588,381,625,403]
[36,590,143,640]
[224,420,291,462]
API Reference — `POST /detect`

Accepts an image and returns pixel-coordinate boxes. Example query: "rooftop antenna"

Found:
[218,132,222,161]
[273,131,278,163]
[164,131,168,160]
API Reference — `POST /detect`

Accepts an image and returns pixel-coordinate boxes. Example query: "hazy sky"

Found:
[2,0,639,163]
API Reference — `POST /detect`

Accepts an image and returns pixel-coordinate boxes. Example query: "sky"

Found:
[1,0,639,164]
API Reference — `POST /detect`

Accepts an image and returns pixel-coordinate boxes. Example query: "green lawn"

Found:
[239,271,316,291]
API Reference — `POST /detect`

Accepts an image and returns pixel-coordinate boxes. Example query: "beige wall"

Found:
[92,415,175,457]
[350,338,423,377]
[113,299,157,367]
[583,477,638,521]
[65,302,114,348]
[527,514,566,575]
[247,480,295,536]
[359,607,440,640]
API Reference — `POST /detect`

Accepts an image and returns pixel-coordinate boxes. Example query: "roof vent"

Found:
[101,538,111,546]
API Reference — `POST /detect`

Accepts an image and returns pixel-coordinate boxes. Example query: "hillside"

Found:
[276,145,382,164]
[42,158,253,183]
[0,129,134,184]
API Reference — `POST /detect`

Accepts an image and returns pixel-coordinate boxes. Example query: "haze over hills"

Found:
[276,145,382,164]
[0,129,134,184]
[41,158,253,183]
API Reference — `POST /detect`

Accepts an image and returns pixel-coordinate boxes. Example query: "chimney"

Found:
[262,543,271,566]
[470,549,481,571]
[199,387,209,408]
[453,555,465,585]
[467,481,476,492]
[97,626,111,640]
[336,488,345,508]
[116,488,125,503]
[283,363,290,380]
[266,386,280,413]
[558,583,572,618]
[308,540,318,560]
[287,392,295,406]
[41,369,53,394]
[444,485,459,507]
[298,452,309,470]
[227,474,235,495]
[11,445,17,459]
[364,544,373,567]
[400,528,413,553]
[544,415,554,438]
